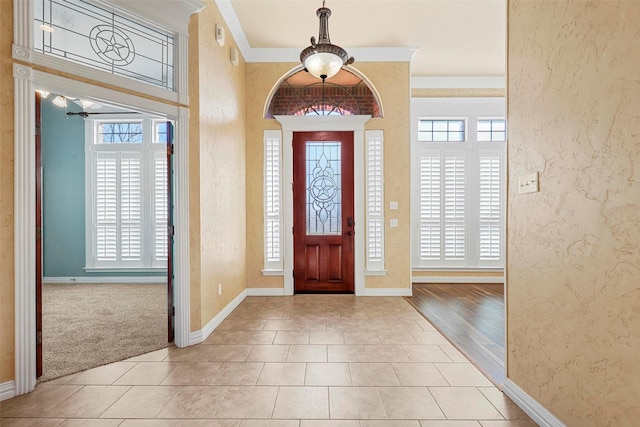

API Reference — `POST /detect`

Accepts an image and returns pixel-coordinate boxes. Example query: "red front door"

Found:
[293,131,354,293]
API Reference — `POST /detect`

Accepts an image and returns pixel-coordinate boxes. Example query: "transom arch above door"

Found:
[265,66,383,119]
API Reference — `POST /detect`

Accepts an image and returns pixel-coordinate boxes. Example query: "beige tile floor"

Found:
[0,295,537,426]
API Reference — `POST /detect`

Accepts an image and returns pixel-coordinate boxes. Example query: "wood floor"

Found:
[405,283,505,387]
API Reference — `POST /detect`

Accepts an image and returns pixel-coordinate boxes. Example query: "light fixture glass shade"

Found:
[304,51,344,80]
[35,89,50,99]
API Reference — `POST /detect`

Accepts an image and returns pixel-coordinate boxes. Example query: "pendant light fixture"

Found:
[300,0,354,81]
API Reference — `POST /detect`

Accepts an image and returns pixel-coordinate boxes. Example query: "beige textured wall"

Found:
[0,0,15,383]
[191,0,247,326]
[245,62,411,290]
[246,62,297,290]
[507,1,640,425]
[359,62,411,289]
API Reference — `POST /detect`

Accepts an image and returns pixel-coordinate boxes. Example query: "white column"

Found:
[12,0,32,61]
[173,107,191,347]
[176,34,190,105]
[13,63,36,396]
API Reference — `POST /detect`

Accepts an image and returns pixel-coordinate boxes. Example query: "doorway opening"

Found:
[35,90,174,381]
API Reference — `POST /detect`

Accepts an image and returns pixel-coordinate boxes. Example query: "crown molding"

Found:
[411,76,505,89]
[91,0,205,34]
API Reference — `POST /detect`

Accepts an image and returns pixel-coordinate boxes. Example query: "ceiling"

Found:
[219,0,506,85]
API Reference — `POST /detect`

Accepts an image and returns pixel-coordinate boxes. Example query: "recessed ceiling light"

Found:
[40,24,54,33]
[52,96,67,108]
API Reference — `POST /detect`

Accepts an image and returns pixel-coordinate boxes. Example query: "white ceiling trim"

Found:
[411,76,505,90]
[216,0,252,55]
[216,0,415,64]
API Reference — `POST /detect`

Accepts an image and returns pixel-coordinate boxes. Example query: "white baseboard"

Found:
[43,276,167,284]
[246,287,285,296]
[189,289,248,345]
[362,287,413,297]
[412,275,504,284]
[503,378,566,427]
[0,380,16,401]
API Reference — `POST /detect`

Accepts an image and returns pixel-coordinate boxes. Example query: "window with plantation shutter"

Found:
[412,107,505,269]
[86,119,169,270]
[366,130,384,272]
[264,130,283,271]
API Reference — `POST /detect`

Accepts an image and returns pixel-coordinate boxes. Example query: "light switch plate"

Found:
[390,219,399,228]
[518,172,539,194]
[390,201,398,210]
[215,24,225,47]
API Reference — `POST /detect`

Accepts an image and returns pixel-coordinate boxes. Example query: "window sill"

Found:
[412,267,504,272]
[365,270,387,276]
[84,267,167,273]
[262,269,284,276]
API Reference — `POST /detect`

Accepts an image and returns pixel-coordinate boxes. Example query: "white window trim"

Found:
[84,117,168,271]
[365,130,385,273]
[263,130,284,274]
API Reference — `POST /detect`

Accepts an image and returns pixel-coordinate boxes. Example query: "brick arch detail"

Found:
[264,65,384,119]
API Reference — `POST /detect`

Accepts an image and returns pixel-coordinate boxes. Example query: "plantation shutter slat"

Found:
[154,152,168,263]
[95,153,118,262]
[478,152,502,263]
[418,154,441,261]
[443,154,466,261]
[365,131,384,270]
[120,154,142,261]
[264,131,283,270]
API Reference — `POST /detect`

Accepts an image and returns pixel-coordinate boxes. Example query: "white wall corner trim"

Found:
[246,288,285,296]
[362,287,413,297]
[412,275,504,284]
[503,379,566,427]
[0,381,16,402]
[189,290,248,346]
